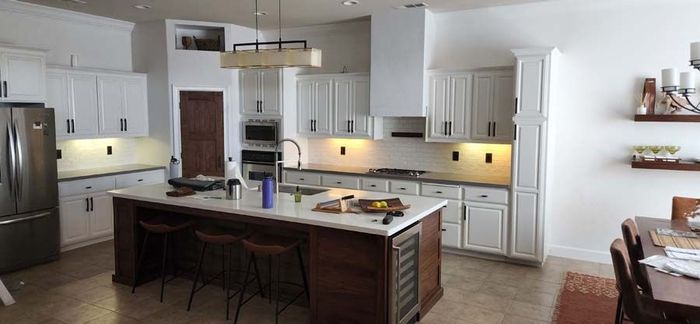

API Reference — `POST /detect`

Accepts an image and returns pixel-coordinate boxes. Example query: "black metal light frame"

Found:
[231,0,310,53]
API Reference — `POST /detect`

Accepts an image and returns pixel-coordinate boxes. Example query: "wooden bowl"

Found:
[358,198,410,213]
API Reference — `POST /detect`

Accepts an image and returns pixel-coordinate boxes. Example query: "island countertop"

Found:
[108,183,448,236]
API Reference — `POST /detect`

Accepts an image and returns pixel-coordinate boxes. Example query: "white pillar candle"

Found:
[681,71,696,89]
[662,68,679,87]
[691,42,700,61]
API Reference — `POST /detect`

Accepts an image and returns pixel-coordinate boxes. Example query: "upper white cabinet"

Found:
[426,72,472,142]
[370,9,432,117]
[509,48,559,263]
[97,75,149,137]
[240,69,282,116]
[471,70,515,142]
[0,48,46,102]
[298,73,380,139]
[47,67,149,140]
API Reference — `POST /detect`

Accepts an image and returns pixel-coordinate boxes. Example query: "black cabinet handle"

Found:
[514,97,518,114]
[441,228,447,232]
[299,178,305,181]
[310,120,313,132]
[3,81,7,98]
[90,197,94,211]
[120,118,124,131]
[513,124,517,141]
[463,204,467,221]
[480,194,488,198]
[492,122,496,137]
[435,191,443,194]
[85,198,89,212]
[336,181,342,184]
[351,120,354,133]
[399,187,406,190]
[124,119,128,131]
[347,120,350,133]
[443,121,447,136]
[71,119,75,133]
[448,121,452,136]
[85,186,92,189]
[66,119,70,134]
[137,179,143,182]
[370,184,376,187]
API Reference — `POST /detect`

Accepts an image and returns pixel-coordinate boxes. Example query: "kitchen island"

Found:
[109,183,446,323]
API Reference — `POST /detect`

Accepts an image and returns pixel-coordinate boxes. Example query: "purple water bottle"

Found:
[262,176,274,209]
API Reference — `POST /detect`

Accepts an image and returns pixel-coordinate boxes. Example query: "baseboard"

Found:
[548,244,611,264]
[60,236,113,253]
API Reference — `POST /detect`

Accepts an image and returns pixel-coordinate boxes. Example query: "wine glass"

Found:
[632,146,647,161]
[649,146,663,160]
[665,145,681,160]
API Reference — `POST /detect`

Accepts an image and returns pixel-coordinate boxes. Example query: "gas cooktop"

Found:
[367,168,426,177]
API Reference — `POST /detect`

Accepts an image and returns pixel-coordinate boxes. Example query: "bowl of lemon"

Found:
[358,198,411,213]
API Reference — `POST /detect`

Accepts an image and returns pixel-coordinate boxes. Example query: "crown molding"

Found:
[0,0,134,32]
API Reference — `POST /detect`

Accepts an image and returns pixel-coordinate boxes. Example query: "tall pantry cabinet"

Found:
[509,48,559,263]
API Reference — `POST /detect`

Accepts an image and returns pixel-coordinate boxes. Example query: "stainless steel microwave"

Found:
[243,120,278,147]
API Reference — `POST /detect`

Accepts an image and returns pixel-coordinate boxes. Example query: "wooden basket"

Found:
[193,36,221,51]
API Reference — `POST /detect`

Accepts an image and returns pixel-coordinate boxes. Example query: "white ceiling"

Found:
[19,0,550,28]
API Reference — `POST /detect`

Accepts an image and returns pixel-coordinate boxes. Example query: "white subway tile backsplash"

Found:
[56,138,140,171]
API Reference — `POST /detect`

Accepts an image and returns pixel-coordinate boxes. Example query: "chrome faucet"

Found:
[274,138,302,193]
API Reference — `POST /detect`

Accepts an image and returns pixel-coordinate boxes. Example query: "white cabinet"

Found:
[47,72,71,137]
[89,192,113,238]
[333,75,373,137]
[49,70,99,139]
[509,48,559,263]
[441,222,461,248]
[0,49,46,102]
[297,77,332,136]
[58,196,91,247]
[240,69,282,116]
[321,174,360,190]
[471,70,514,142]
[285,170,322,186]
[97,75,149,137]
[426,73,473,142]
[361,178,389,192]
[464,202,507,255]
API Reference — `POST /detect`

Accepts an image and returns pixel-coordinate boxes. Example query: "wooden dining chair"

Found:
[621,219,652,293]
[610,239,681,324]
[671,196,699,220]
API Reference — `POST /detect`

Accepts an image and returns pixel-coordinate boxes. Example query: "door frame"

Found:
[171,85,229,178]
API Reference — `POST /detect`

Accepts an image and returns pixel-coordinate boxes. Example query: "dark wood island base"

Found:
[112,197,443,323]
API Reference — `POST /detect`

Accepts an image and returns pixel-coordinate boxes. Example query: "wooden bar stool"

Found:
[234,233,310,324]
[131,218,193,302]
[186,227,265,320]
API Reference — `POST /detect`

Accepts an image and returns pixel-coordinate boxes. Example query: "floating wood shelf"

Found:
[631,160,700,171]
[634,114,700,122]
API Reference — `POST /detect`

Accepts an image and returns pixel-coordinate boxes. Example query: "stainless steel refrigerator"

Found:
[0,106,59,273]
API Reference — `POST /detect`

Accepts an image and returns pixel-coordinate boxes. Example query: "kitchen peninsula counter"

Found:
[108,184,446,323]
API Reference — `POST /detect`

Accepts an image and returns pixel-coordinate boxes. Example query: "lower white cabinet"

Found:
[58,195,92,247]
[441,222,462,248]
[90,192,114,238]
[463,202,508,255]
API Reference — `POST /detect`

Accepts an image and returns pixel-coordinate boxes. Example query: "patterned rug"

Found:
[552,272,619,324]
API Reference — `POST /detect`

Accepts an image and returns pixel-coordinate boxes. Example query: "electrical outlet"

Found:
[107,146,113,155]
[485,153,493,164]
[56,149,62,159]
[452,151,459,161]
[340,146,346,155]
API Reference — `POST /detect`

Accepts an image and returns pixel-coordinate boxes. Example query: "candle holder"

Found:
[661,87,700,114]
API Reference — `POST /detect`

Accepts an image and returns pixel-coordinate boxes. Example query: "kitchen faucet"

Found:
[274,138,302,193]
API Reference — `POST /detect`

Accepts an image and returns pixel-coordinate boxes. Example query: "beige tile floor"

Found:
[0,241,613,324]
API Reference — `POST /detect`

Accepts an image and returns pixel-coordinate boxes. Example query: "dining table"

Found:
[636,216,700,319]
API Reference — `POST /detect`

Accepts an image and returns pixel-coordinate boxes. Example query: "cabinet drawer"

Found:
[421,183,462,200]
[361,178,389,192]
[389,180,419,196]
[59,176,115,197]
[286,171,322,186]
[441,222,461,248]
[115,170,164,189]
[321,174,360,189]
[463,186,509,205]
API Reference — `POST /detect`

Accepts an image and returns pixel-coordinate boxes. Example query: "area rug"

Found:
[552,272,619,324]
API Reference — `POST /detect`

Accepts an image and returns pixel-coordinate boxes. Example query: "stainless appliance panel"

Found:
[243,120,278,146]
[13,108,58,214]
[0,208,60,273]
[242,162,274,186]
[389,222,421,324]
[0,109,15,217]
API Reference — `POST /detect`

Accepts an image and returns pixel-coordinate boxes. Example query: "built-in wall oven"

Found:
[241,150,282,186]
[243,119,278,147]
[389,222,422,324]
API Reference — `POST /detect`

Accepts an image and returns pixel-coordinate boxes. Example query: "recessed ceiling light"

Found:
[254,11,268,16]
[395,2,429,9]
[133,4,151,9]
[341,0,359,6]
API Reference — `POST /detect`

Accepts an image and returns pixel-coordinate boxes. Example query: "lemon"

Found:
[379,201,389,208]
[371,201,382,208]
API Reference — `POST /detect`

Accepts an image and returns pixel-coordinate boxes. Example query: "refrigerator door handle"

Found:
[0,211,52,226]
[12,120,22,202]
[6,122,15,196]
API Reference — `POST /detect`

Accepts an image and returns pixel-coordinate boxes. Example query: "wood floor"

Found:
[0,241,613,323]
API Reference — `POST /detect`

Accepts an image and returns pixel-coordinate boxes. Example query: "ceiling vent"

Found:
[395,2,428,9]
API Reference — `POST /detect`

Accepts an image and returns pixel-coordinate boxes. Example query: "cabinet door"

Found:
[68,73,99,137]
[491,73,515,141]
[240,69,260,115]
[314,79,333,135]
[449,74,472,140]
[441,222,461,248]
[297,80,315,135]
[59,196,91,247]
[427,75,449,139]
[470,73,493,140]
[1,52,45,102]
[442,200,462,224]
[510,191,540,261]
[259,69,281,116]
[352,78,372,137]
[123,77,149,136]
[90,193,113,238]
[464,202,507,255]
[97,76,126,135]
[515,55,548,118]
[46,72,72,138]
[333,78,353,136]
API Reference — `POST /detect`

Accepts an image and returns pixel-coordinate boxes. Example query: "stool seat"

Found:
[139,219,193,234]
[242,234,301,256]
[195,228,252,245]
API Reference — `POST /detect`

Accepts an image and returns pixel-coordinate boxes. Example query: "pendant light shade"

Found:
[220,0,322,69]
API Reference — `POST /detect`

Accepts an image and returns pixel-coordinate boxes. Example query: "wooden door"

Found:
[179,91,224,178]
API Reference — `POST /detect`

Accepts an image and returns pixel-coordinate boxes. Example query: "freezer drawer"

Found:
[0,208,59,273]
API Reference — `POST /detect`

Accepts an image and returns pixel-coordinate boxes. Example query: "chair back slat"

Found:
[621,219,652,293]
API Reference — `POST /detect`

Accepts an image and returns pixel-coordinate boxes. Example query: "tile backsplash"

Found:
[306,117,512,176]
[56,138,140,171]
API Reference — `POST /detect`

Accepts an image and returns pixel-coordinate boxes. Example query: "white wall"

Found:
[434,0,700,262]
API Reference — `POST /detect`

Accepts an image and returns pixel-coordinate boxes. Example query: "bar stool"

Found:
[234,233,310,324]
[186,227,265,320]
[131,218,193,302]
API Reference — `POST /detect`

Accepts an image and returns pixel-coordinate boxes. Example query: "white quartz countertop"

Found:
[108,184,448,237]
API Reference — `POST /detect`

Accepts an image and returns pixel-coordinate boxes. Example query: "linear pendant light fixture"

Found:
[220,0,322,69]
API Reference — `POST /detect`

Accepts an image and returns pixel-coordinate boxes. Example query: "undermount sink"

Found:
[278,184,329,196]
